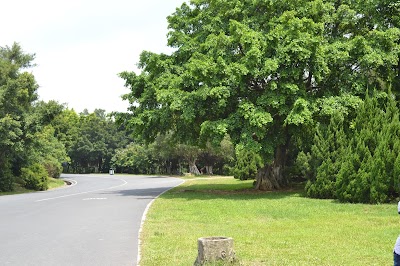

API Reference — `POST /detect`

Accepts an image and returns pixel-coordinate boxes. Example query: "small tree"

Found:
[233,144,263,181]
[306,113,347,199]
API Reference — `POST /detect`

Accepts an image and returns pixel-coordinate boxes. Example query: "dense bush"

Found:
[0,160,14,192]
[306,92,400,203]
[112,143,153,174]
[233,144,263,180]
[20,163,48,191]
[43,159,63,178]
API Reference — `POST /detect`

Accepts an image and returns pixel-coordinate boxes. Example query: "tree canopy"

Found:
[119,0,400,190]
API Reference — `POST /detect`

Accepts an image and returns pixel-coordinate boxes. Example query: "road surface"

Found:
[0,174,183,266]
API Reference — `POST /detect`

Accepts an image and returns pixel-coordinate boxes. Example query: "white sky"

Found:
[0,0,186,113]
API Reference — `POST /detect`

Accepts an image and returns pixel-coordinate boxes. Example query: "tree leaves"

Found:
[119,0,400,187]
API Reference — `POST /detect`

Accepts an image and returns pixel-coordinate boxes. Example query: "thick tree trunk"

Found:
[255,144,288,190]
[205,166,213,175]
[189,160,201,175]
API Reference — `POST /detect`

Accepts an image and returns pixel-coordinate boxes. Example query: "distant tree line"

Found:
[111,133,234,175]
[0,43,134,192]
[0,43,235,192]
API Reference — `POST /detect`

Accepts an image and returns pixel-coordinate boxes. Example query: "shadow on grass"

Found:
[161,179,306,201]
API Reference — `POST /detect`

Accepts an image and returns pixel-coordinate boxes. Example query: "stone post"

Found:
[194,237,235,265]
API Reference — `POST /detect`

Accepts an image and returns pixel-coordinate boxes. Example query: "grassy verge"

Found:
[0,184,34,196]
[0,177,66,196]
[140,177,398,266]
[47,177,66,190]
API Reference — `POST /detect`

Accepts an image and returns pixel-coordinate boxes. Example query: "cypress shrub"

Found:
[307,91,400,203]
[233,144,263,180]
[306,113,347,198]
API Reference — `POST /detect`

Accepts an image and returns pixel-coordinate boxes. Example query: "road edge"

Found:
[136,177,185,266]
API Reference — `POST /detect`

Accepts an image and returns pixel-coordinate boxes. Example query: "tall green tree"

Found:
[335,92,400,203]
[119,0,399,190]
[19,101,69,180]
[0,43,38,191]
[305,113,348,199]
[307,91,400,203]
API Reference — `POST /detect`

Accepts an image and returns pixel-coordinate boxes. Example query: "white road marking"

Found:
[35,177,127,202]
[82,198,107,200]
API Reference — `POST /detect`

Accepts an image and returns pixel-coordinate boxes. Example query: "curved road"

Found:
[0,174,183,266]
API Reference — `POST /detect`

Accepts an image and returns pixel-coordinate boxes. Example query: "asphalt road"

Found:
[0,174,183,266]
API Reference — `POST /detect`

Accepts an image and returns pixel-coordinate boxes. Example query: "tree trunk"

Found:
[189,160,201,175]
[255,144,288,190]
[205,166,213,175]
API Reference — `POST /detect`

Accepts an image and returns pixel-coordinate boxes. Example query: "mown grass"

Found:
[140,177,398,266]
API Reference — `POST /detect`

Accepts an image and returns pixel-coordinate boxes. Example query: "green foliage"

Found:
[112,143,153,174]
[147,133,182,175]
[66,109,130,173]
[198,135,235,175]
[307,91,400,203]
[306,114,347,199]
[111,132,235,176]
[0,43,73,191]
[336,92,400,203]
[20,163,48,191]
[0,43,38,191]
[30,125,68,178]
[0,159,14,192]
[233,144,263,180]
[294,151,311,178]
[119,0,400,188]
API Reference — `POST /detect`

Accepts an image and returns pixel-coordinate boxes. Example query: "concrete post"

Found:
[194,237,235,265]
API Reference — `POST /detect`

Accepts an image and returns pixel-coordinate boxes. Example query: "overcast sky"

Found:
[0,0,186,113]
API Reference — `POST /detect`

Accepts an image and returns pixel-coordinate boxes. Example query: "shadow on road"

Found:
[98,187,175,199]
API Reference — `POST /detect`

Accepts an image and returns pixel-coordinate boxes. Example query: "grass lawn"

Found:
[140,177,398,266]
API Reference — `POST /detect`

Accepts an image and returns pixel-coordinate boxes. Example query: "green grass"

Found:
[0,177,66,196]
[0,184,34,196]
[47,177,66,190]
[140,177,398,266]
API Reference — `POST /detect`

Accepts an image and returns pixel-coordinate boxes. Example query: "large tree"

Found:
[120,0,399,190]
[0,43,38,191]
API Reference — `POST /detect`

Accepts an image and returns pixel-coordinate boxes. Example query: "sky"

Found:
[0,0,186,113]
